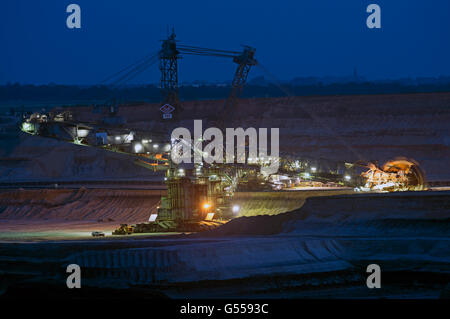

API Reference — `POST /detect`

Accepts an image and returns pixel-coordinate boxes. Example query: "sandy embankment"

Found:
[0,188,164,240]
[232,189,354,216]
[0,187,355,240]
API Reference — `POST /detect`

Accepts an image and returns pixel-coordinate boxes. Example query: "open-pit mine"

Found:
[0,31,449,299]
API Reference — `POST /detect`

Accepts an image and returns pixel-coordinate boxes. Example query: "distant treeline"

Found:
[1,82,450,104]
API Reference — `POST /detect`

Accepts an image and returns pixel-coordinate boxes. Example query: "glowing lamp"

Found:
[134,143,143,153]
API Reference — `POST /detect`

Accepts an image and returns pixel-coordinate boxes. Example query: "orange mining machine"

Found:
[359,157,426,192]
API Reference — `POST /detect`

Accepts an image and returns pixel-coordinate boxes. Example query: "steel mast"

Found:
[159,29,180,110]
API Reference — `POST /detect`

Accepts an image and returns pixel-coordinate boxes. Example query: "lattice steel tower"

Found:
[227,45,257,110]
[159,30,180,107]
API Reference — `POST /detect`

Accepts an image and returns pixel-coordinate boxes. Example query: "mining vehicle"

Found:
[112,224,134,235]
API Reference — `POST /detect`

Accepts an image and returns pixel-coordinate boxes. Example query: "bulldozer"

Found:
[112,224,134,235]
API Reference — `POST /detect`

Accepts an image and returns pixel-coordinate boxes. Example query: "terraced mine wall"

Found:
[0,188,164,222]
[0,188,353,222]
[206,190,450,236]
[0,190,448,298]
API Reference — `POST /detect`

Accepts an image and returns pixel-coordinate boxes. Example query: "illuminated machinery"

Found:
[158,29,257,122]
[20,111,172,170]
[145,155,362,233]
[359,158,426,192]
[134,165,235,233]
[277,156,360,188]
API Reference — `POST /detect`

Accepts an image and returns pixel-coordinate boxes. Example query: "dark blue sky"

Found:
[1,0,450,84]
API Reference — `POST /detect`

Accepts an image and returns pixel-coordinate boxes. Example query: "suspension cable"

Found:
[100,51,158,84]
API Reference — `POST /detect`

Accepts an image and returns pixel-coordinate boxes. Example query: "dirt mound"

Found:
[232,189,353,217]
[202,191,450,236]
[0,188,164,222]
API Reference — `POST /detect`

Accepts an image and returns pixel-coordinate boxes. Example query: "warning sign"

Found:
[160,104,175,113]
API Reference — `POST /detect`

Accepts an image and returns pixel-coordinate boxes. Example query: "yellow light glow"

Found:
[202,203,211,210]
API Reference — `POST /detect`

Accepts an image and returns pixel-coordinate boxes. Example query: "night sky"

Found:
[1,0,449,84]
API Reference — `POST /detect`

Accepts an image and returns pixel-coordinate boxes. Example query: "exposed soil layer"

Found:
[1,92,449,181]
